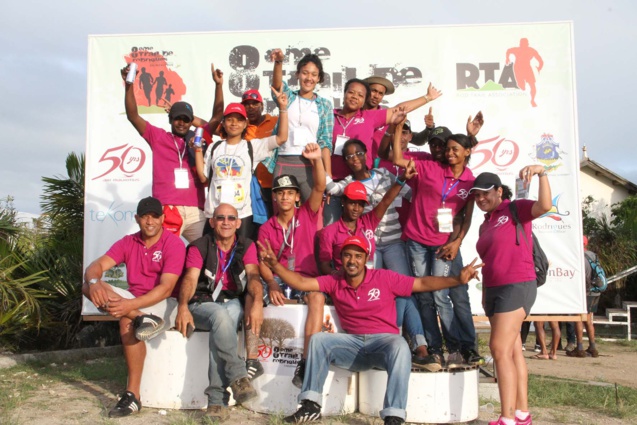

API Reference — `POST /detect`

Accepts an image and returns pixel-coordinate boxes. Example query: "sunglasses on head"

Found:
[345,151,365,161]
[214,215,238,222]
[242,92,260,101]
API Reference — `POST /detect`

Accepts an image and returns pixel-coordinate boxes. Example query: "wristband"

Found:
[279,109,287,113]
[425,95,431,103]
[396,178,406,187]
[538,171,547,177]
[275,60,283,64]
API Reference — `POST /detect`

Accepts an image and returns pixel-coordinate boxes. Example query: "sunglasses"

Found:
[173,115,192,123]
[214,215,238,222]
[345,151,366,161]
[242,92,261,101]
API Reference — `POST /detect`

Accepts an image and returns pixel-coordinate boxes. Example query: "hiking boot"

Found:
[132,313,165,341]
[205,404,230,422]
[516,412,533,425]
[462,348,485,366]
[284,399,322,423]
[246,359,264,380]
[108,391,141,418]
[586,347,599,358]
[230,377,257,404]
[384,416,405,425]
[564,342,576,352]
[566,348,586,358]
[292,359,306,389]
[447,351,466,369]
[421,353,443,372]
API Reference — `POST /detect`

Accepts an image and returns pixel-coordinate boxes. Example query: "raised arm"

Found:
[412,258,483,292]
[271,48,284,91]
[411,106,436,146]
[377,124,397,160]
[257,240,320,292]
[194,145,209,184]
[519,165,552,218]
[303,143,327,212]
[207,63,225,132]
[386,83,442,123]
[121,65,147,136]
[392,120,411,169]
[372,159,416,220]
[272,85,289,145]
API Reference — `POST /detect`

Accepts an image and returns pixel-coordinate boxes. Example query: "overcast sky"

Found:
[1,0,635,214]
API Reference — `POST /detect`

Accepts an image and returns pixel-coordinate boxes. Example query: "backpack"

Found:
[209,140,269,224]
[508,201,549,287]
[586,253,608,293]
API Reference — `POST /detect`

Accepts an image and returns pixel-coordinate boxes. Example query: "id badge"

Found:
[174,168,190,189]
[287,256,295,272]
[290,127,313,147]
[334,135,349,156]
[218,180,235,204]
[437,208,453,233]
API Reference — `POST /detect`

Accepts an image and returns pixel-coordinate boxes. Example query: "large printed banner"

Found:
[85,23,585,314]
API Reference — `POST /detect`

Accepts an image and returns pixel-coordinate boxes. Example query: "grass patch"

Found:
[529,375,637,419]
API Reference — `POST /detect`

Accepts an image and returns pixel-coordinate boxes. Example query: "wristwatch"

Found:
[86,278,99,286]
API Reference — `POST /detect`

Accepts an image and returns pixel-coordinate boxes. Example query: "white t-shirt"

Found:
[278,97,319,156]
[203,137,278,218]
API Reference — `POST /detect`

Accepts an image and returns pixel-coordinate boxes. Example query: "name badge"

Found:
[287,255,295,272]
[334,135,349,156]
[174,168,190,189]
[218,180,235,204]
[290,126,314,147]
[437,208,453,233]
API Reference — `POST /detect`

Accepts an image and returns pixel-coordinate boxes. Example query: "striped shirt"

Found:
[326,168,411,246]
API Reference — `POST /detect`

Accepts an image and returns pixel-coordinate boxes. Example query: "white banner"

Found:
[84,23,585,314]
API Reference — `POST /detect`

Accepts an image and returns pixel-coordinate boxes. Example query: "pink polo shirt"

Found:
[185,240,258,291]
[318,212,381,270]
[332,108,387,180]
[105,229,186,297]
[402,158,475,246]
[142,123,205,209]
[476,199,537,287]
[317,268,414,334]
[258,202,320,277]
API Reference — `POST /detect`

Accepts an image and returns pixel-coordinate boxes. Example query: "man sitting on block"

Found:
[258,235,483,425]
[175,203,264,423]
[83,196,186,418]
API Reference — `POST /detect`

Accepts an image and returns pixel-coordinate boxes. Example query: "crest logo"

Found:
[152,251,163,262]
[368,288,380,301]
[532,133,564,172]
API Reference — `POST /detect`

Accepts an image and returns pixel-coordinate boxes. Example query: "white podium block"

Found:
[243,304,357,416]
[358,368,479,423]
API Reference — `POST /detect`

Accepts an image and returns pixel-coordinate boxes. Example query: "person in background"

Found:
[532,320,560,360]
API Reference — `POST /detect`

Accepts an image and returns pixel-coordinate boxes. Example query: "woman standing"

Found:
[265,49,334,203]
[470,167,551,425]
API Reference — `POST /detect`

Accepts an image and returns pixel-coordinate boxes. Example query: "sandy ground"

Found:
[4,341,636,425]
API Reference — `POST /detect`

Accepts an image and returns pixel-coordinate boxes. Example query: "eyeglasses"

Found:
[173,115,192,123]
[242,92,261,101]
[345,151,366,161]
[214,215,238,222]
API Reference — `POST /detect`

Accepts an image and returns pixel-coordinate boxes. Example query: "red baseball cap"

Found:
[341,235,369,255]
[343,181,369,204]
[223,103,247,119]
[242,89,264,104]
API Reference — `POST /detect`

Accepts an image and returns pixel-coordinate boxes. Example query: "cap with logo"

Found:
[428,126,452,144]
[469,172,502,193]
[341,235,370,255]
[241,89,264,104]
[169,101,194,121]
[342,181,369,204]
[137,196,163,216]
[364,76,395,95]
[223,103,247,119]
[272,174,300,192]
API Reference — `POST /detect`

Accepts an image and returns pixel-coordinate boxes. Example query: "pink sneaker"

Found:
[488,418,509,425]
[516,413,532,425]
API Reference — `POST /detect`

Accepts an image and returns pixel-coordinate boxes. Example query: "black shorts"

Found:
[484,280,537,317]
[587,295,600,314]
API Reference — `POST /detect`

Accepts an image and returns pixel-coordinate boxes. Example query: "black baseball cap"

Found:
[428,126,452,144]
[469,172,502,193]
[272,175,300,192]
[169,101,194,121]
[137,196,163,216]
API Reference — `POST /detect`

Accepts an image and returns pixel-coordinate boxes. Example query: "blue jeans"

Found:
[323,194,342,226]
[375,241,427,350]
[300,332,410,420]
[189,299,247,406]
[407,239,460,353]
[448,251,477,351]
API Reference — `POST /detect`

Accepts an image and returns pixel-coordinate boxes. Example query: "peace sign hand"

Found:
[272,85,288,110]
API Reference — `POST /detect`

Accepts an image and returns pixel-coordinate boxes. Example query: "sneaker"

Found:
[462,348,485,366]
[284,399,322,423]
[292,359,306,389]
[516,412,533,425]
[230,377,257,404]
[533,344,541,353]
[521,344,526,351]
[132,313,165,341]
[447,351,466,369]
[566,348,586,358]
[246,359,264,380]
[586,347,599,358]
[384,416,405,425]
[564,342,576,352]
[206,404,230,422]
[411,354,431,370]
[108,391,141,418]
[421,353,443,372]
[489,417,514,425]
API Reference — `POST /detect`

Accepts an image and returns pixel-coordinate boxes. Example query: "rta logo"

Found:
[93,144,146,180]
[456,38,544,107]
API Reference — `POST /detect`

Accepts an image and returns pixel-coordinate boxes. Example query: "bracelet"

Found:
[538,171,547,177]
[425,95,431,103]
[275,60,283,64]
[396,178,406,187]
[279,109,287,113]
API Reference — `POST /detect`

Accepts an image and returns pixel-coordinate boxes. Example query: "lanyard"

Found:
[216,241,238,284]
[441,179,460,206]
[335,113,356,136]
[171,135,186,169]
[281,216,296,254]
